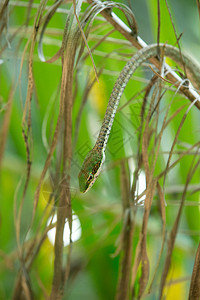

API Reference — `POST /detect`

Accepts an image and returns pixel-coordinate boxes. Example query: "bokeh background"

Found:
[0,0,200,299]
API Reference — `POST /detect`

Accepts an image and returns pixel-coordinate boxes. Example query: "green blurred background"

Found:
[0,0,200,299]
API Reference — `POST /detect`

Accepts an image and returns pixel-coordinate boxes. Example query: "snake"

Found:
[78,43,200,193]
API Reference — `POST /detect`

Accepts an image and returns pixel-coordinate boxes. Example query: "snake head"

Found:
[78,148,105,193]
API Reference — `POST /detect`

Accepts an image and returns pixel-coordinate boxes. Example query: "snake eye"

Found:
[87,173,94,182]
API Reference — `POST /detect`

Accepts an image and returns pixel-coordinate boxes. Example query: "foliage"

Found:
[0,0,200,299]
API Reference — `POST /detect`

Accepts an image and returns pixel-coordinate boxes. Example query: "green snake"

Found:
[78,43,200,193]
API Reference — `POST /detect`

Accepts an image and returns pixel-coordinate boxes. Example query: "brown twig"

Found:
[115,161,134,300]
[0,83,14,169]
[189,242,200,300]
[87,0,200,111]
[49,2,84,297]
[159,149,200,298]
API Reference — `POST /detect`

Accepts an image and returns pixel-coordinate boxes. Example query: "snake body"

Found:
[78,43,200,193]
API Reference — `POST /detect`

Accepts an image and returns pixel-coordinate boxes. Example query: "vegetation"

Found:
[0,0,200,299]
